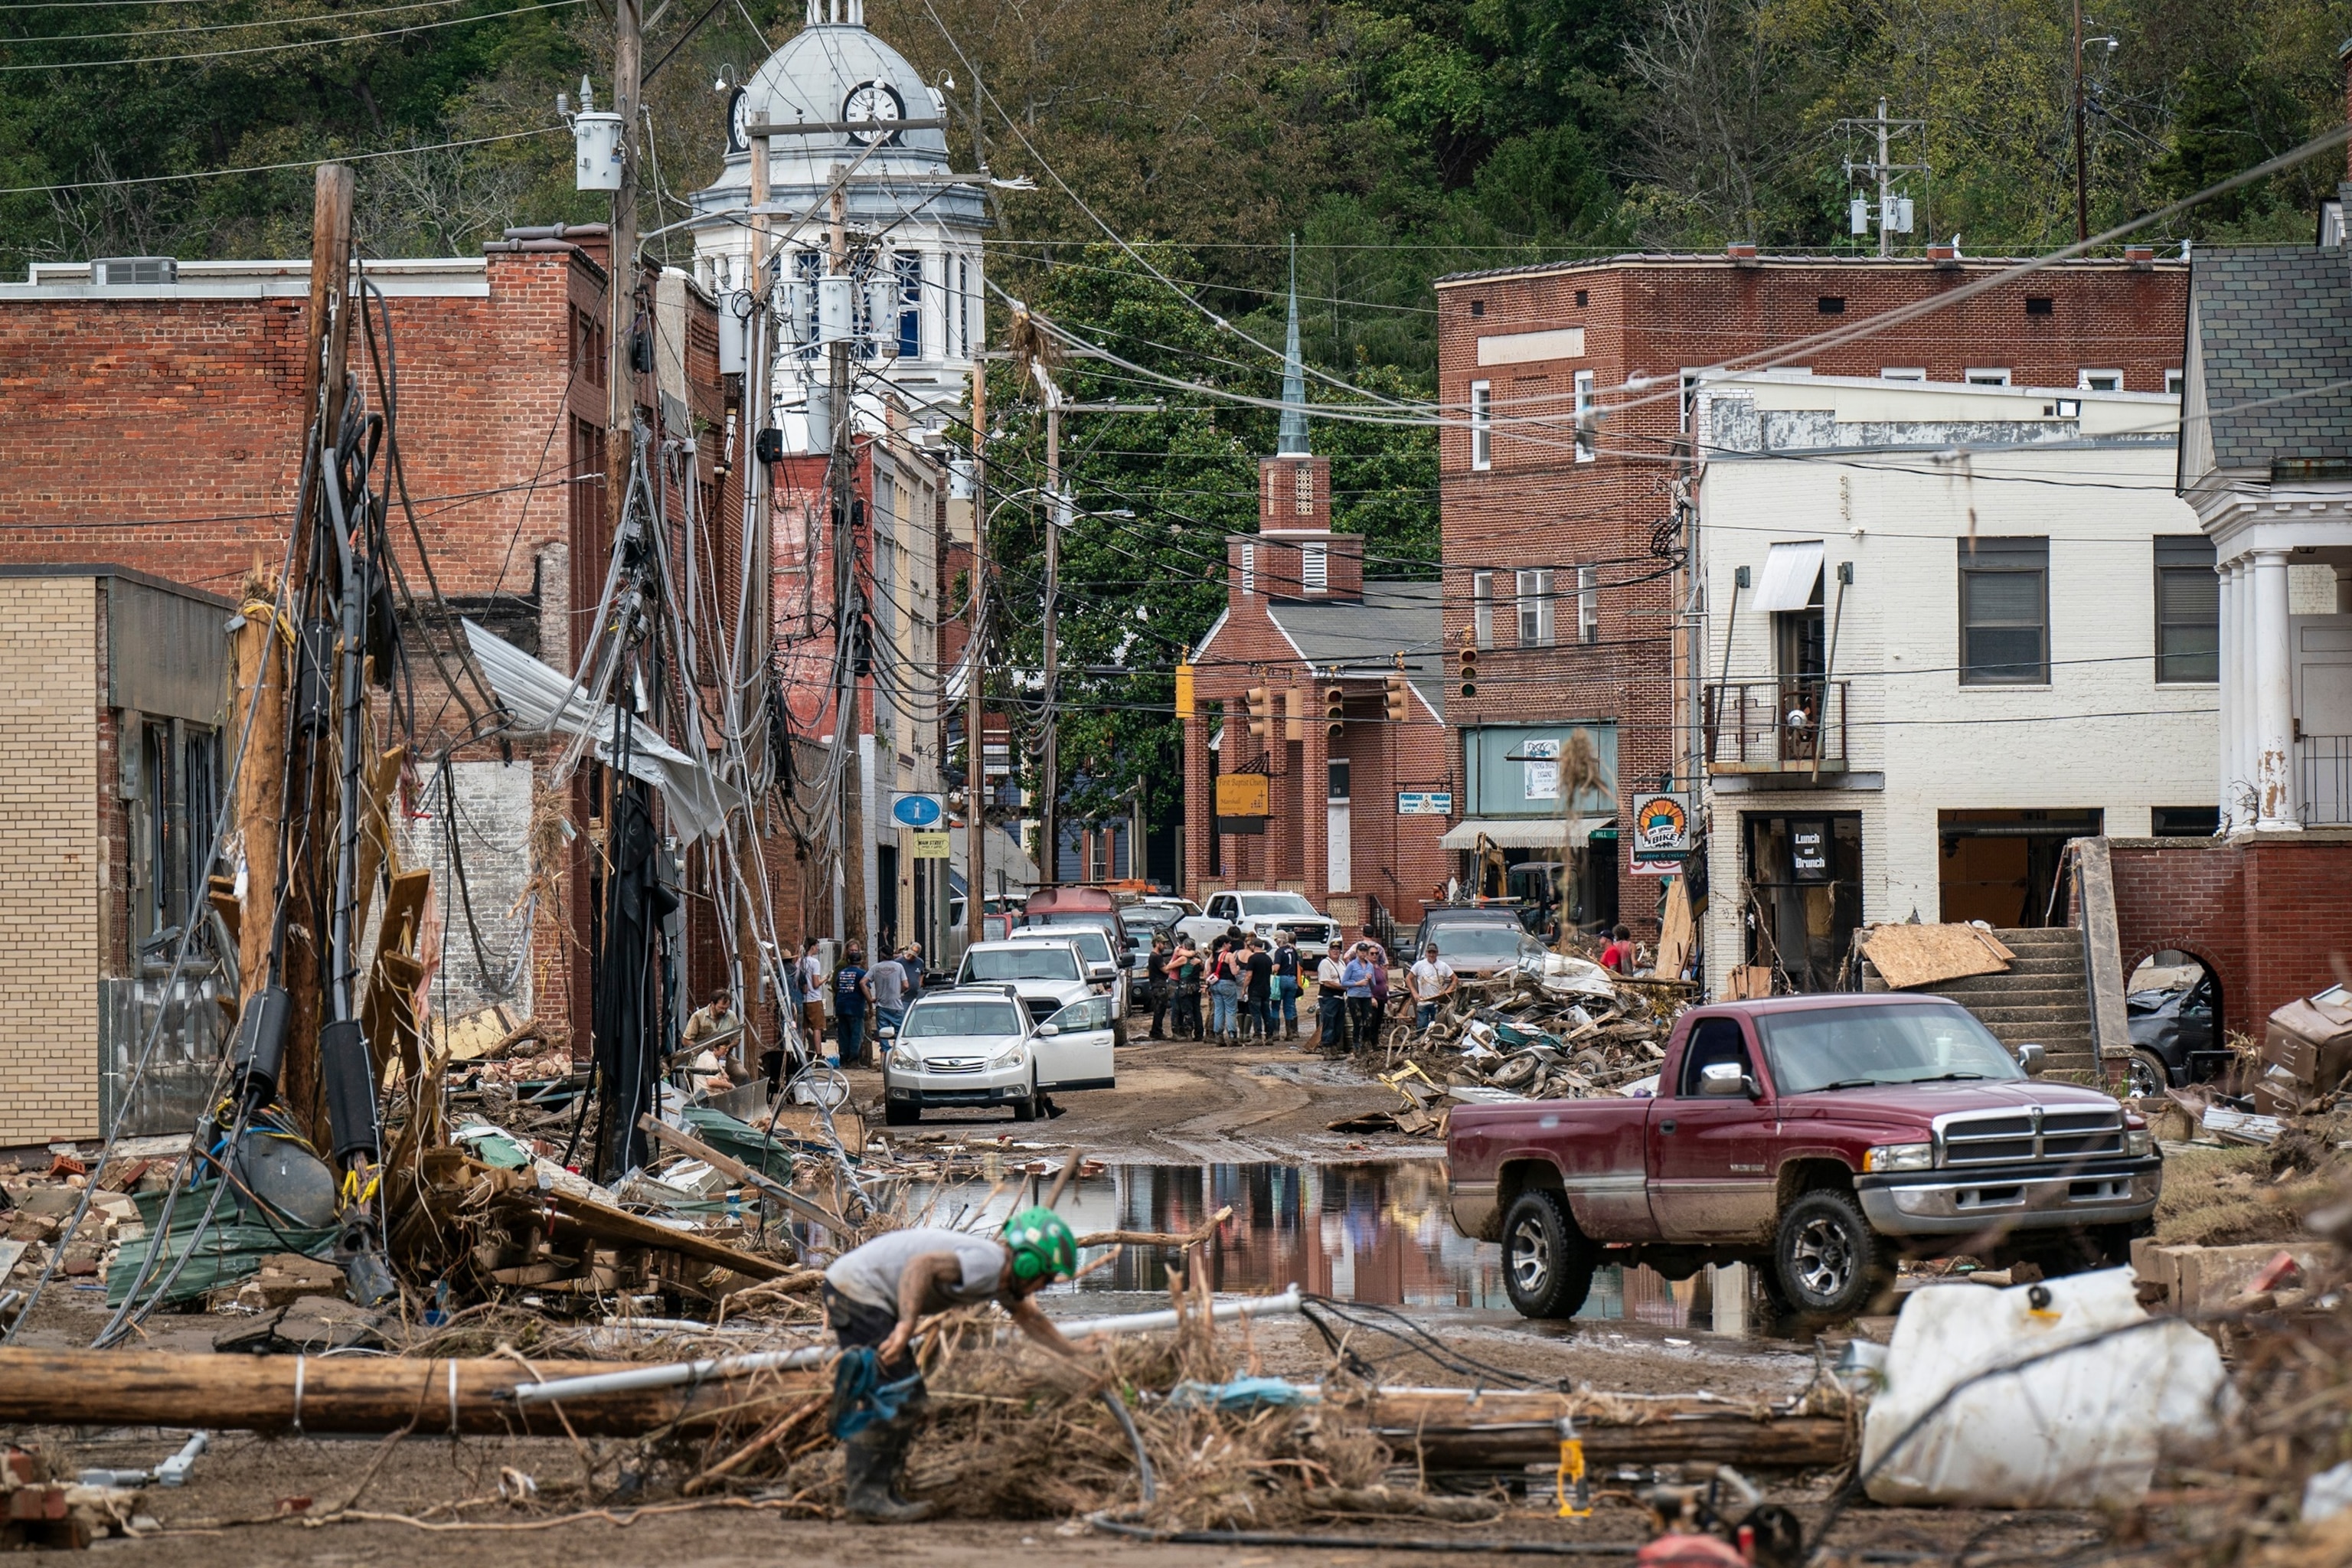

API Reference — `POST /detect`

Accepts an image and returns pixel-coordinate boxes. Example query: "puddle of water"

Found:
[899,1158,1752,1331]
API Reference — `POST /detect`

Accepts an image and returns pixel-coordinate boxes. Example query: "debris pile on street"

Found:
[1333,953,1692,1136]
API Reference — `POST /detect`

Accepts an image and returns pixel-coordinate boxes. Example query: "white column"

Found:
[2216,560,2237,828]
[2252,549,2301,829]
[2237,554,2259,824]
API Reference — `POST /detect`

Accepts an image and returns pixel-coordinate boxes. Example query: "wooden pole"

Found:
[965,319,988,947]
[230,605,286,1011]
[0,1349,821,1439]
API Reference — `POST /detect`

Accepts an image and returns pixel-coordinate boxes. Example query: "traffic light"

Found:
[1456,632,1478,700]
[1385,673,1410,724]
[1323,683,1346,740]
[1246,684,1272,741]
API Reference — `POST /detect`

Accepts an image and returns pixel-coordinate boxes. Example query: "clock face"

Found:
[727,87,750,153]
[842,80,904,144]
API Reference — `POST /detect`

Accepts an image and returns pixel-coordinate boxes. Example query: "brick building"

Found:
[1432,251,2190,936]
[1182,296,1451,928]
[0,238,776,1120]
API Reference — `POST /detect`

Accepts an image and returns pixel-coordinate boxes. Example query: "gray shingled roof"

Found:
[2191,244,2352,469]
[1266,581,1446,720]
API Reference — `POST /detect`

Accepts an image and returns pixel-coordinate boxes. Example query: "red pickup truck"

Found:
[1446,994,2161,1321]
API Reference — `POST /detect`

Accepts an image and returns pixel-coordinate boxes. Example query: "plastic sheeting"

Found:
[462,620,741,841]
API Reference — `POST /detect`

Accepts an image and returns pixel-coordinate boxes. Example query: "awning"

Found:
[1751,540,1825,612]
[464,619,743,842]
[1439,816,1615,851]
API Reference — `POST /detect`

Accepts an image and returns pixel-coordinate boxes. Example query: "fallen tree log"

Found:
[0,1349,823,1438]
[1349,1389,1852,1471]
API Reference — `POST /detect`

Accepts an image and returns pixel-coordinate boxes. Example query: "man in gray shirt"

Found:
[869,951,908,1040]
[822,1208,1082,1521]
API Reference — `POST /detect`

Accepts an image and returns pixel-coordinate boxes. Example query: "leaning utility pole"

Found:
[1037,368,1061,889]
[965,326,990,945]
[609,0,642,544]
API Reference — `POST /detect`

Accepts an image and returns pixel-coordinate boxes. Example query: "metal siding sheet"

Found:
[106,577,229,724]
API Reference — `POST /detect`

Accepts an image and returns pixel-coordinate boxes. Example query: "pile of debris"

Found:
[1334,953,1692,1137]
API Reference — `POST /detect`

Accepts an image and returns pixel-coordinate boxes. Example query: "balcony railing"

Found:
[2302,734,2352,825]
[1704,679,1851,773]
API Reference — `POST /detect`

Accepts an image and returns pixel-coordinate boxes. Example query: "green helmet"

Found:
[1001,1206,1078,1285]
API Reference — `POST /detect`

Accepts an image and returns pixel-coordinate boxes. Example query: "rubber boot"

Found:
[842,1428,935,1523]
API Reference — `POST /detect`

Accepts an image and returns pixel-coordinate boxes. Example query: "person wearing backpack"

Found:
[834,944,874,1067]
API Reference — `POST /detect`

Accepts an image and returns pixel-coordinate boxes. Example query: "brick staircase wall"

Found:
[1863,926,2096,1076]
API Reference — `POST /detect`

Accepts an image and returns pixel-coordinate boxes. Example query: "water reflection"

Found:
[909,1158,1712,1325]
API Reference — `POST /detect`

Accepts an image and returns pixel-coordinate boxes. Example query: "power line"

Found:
[0,124,563,193]
[3,0,474,43]
[0,0,580,69]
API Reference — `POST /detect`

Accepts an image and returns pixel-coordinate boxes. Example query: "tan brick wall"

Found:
[0,577,100,1142]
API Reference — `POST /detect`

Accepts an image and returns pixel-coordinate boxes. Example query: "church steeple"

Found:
[1276,236,1309,457]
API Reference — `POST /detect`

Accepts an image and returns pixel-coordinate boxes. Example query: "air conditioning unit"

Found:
[93,257,176,286]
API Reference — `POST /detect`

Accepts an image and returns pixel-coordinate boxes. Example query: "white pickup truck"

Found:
[1176,890,1341,957]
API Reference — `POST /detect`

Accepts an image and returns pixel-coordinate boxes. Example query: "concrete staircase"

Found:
[1862,926,2097,1077]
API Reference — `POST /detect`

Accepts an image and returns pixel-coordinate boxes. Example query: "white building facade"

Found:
[1692,374,2216,995]
[690,0,988,449]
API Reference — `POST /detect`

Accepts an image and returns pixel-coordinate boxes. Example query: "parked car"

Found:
[1176,890,1339,956]
[878,984,1115,1125]
[1410,906,1544,977]
[956,938,1097,1026]
[1014,913,1133,1018]
[2125,972,2227,1096]
[1446,993,2160,1323]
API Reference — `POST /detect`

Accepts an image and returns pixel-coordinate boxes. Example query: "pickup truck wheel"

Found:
[1500,1192,1596,1319]
[1773,1190,1893,1321]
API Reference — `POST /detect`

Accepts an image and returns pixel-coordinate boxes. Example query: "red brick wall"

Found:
[1437,256,2190,932]
[2106,832,2352,1037]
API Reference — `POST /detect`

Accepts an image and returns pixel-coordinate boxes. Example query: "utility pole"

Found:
[965,322,989,946]
[1874,98,1893,259]
[1836,102,1926,254]
[829,171,867,953]
[608,0,642,547]
[1037,368,1061,889]
[2072,0,2089,243]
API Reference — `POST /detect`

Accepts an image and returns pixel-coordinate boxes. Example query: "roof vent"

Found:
[93,256,176,286]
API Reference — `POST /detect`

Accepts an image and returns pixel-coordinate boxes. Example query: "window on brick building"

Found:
[570,416,604,549]
[1958,537,2050,684]
[1470,381,1492,469]
[1880,367,1926,382]
[574,308,607,388]
[1517,569,1556,646]
[1573,371,1597,462]
[2154,535,2219,684]
[1472,571,1494,648]
[1965,368,2011,386]
[1680,370,1704,433]
[2164,368,2184,395]
[2077,368,2122,392]
[1576,566,1599,645]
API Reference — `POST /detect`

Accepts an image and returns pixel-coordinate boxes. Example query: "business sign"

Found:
[1628,859,1682,878]
[910,831,952,859]
[1519,737,1560,802]
[1396,790,1453,816]
[1214,773,1269,817]
[890,792,945,828]
[1789,818,1831,882]
[1631,792,1690,861]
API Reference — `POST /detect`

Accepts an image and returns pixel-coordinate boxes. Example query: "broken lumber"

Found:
[638,1115,852,1240]
[0,1349,823,1437]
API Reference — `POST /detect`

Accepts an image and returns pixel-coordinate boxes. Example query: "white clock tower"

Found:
[690,0,989,449]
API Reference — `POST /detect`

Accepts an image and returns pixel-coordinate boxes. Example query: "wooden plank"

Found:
[547,1180,801,1280]
[1859,923,2014,991]
[350,745,406,946]
[1649,877,1693,980]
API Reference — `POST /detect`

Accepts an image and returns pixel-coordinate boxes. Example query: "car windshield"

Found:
[1059,929,1115,964]
[963,947,1082,982]
[901,1001,1023,1039]
[1240,893,1318,917]
[1125,904,1182,931]
[1755,1003,2024,1093]
[1424,921,1530,959]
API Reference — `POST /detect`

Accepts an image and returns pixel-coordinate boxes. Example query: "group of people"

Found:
[794,937,929,1070]
[1132,922,1430,1054]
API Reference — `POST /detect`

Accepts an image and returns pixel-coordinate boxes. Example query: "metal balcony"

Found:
[1704,679,1851,774]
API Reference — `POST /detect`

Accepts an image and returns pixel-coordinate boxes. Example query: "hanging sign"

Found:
[891,792,945,828]
[1631,793,1691,862]
[910,831,952,859]
[1396,790,1453,816]
[1214,774,1269,817]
